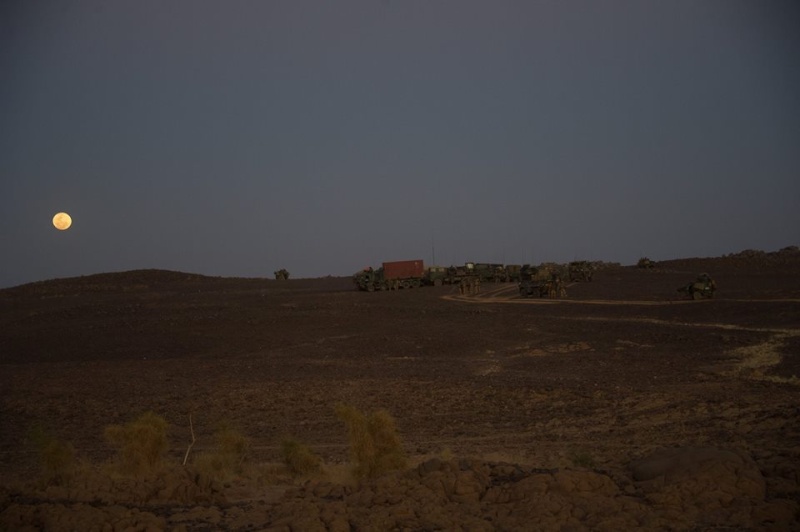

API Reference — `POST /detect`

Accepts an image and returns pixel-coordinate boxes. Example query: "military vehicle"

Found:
[441,262,477,285]
[519,280,546,298]
[568,261,594,282]
[424,266,449,286]
[518,264,543,297]
[505,264,522,283]
[519,265,568,298]
[474,263,508,283]
[637,257,655,268]
[677,273,716,300]
[353,260,425,291]
[274,269,290,280]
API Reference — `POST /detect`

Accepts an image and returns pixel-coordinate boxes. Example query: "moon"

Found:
[52,212,72,231]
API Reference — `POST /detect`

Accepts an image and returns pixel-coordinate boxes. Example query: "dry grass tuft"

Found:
[335,403,407,480]
[194,424,250,481]
[568,449,596,469]
[104,411,169,475]
[29,426,76,486]
[281,437,323,476]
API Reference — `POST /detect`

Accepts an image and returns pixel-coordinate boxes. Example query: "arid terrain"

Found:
[1,249,799,531]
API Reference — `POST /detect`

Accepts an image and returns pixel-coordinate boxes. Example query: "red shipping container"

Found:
[382,260,424,280]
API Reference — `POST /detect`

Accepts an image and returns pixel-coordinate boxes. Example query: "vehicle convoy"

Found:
[677,273,716,300]
[355,259,590,293]
[353,260,425,291]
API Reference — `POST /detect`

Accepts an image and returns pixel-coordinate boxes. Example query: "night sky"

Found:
[2,1,798,287]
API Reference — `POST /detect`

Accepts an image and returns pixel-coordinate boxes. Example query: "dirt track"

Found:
[1,253,799,530]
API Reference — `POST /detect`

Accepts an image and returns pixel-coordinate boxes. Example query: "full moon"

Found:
[52,212,72,230]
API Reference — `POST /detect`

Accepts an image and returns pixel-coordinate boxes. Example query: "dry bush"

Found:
[193,424,250,481]
[335,403,407,480]
[281,437,322,476]
[28,426,76,486]
[104,411,169,475]
[569,449,596,469]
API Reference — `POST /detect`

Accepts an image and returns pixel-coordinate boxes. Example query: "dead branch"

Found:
[183,413,196,466]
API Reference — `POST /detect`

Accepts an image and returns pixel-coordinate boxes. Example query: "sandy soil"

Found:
[1,250,799,531]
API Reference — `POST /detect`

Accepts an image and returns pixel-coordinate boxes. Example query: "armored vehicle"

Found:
[274,269,290,280]
[678,273,716,300]
[637,257,655,268]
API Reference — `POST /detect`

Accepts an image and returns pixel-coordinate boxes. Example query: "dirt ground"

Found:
[1,250,799,531]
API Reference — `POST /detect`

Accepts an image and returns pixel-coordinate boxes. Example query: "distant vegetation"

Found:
[26,404,408,490]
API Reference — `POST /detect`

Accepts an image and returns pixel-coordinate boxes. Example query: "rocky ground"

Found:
[1,249,799,531]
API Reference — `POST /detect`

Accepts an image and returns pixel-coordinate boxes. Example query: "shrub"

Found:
[29,425,76,485]
[438,447,455,462]
[281,437,322,476]
[335,403,406,479]
[194,424,250,480]
[104,411,169,475]
[569,449,596,469]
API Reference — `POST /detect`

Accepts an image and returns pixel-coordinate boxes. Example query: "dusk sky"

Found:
[2,1,798,287]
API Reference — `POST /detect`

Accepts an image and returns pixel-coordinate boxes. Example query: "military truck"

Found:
[677,273,716,300]
[274,269,290,280]
[442,262,476,285]
[474,263,508,283]
[424,266,448,286]
[353,260,425,291]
